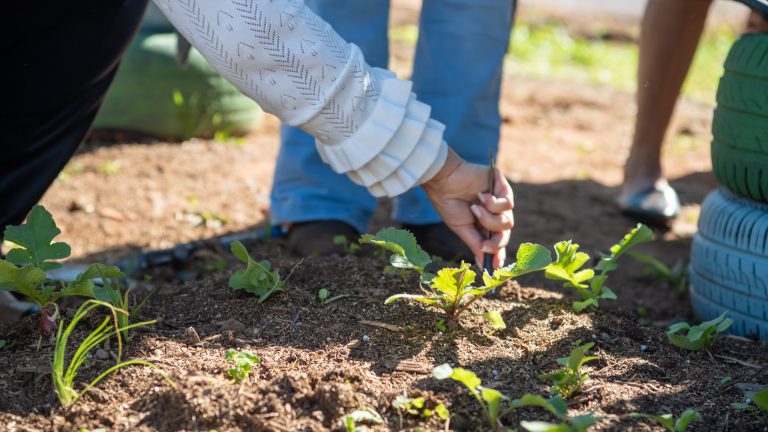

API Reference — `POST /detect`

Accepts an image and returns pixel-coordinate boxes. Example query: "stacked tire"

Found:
[690,33,768,340]
[92,4,262,139]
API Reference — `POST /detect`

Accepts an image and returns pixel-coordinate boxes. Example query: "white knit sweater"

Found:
[153,0,448,197]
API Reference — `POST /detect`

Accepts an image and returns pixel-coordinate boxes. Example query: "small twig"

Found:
[321,294,351,305]
[359,320,399,331]
[714,354,762,369]
[283,258,304,284]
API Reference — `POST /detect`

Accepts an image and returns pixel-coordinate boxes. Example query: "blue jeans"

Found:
[270,0,515,233]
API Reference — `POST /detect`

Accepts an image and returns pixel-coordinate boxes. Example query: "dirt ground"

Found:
[1,6,767,432]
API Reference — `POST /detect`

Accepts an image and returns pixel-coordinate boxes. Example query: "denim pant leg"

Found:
[393,0,516,225]
[270,0,390,234]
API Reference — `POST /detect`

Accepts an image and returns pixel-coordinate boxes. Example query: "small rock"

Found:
[185,326,201,344]
[219,318,246,334]
[95,349,110,360]
[640,344,648,352]
[362,335,370,342]
[492,370,499,376]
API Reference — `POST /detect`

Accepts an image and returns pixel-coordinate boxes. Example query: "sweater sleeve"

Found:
[152,0,448,197]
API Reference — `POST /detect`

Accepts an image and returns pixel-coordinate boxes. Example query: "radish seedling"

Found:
[229,241,284,302]
[53,300,173,407]
[341,408,383,432]
[433,363,509,428]
[392,394,450,427]
[0,205,125,335]
[513,394,597,432]
[666,313,732,351]
[360,228,435,282]
[628,251,688,297]
[333,235,360,254]
[629,409,702,431]
[225,349,261,382]
[732,387,768,422]
[538,342,598,399]
[546,224,653,312]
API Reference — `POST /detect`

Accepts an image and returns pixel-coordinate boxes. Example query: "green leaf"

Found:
[384,293,440,305]
[752,387,768,413]
[520,421,569,432]
[480,386,505,427]
[666,333,706,351]
[572,298,597,313]
[434,403,450,420]
[674,409,702,432]
[512,394,567,419]
[630,412,675,431]
[483,243,551,289]
[432,363,454,380]
[70,264,126,302]
[345,409,383,425]
[545,241,593,289]
[599,286,617,300]
[450,367,482,395]
[229,241,284,303]
[0,340,6,349]
[596,224,653,272]
[483,310,507,330]
[0,260,47,304]
[4,205,71,271]
[570,413,599,431]
[566,342,595,371]
[360,228,431,271]
[431,263,475,300]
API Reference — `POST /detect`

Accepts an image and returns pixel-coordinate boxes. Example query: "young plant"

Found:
[0,205,125,335]
[545,224,653,312]
[341,409,383,432]
[630,409,702,431]
[53,300,173,407]
[225,349,261,382]
[392,394,450,428]
[628,251,688,297]
[93,273,151,342]
[513,393,598,432]
[333,235,360,254]
[666,313,732,351]
[432,363,510,429]
[538,342,598,399]
[732,386,768,421]
[366,227,551,328]
[229,241,284,302]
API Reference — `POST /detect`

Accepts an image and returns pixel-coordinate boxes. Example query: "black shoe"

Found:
[285,220,360,257]
[401,222,473,263]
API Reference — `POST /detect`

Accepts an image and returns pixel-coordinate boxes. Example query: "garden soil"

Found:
[1,10,766,432]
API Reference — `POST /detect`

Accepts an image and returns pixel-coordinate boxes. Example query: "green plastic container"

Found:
[93,30,262,140]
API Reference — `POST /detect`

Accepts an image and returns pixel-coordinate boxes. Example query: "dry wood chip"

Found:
[359,320,399,331]
[384,359,432,374]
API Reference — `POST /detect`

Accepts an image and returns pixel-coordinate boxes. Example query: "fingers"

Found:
[477,192,513,214]
[470,203,514,233]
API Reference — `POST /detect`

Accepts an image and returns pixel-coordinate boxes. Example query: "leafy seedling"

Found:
[225,349,261,382]
[229,241,284,302]
[53,300,173,407]
[360,228,434,282]
[384,239,551,328]
[341,408,383,432]
[93,271,151,342]
[538,342,598,399]
[546,224,653,312]
[433,364,511,428]
[333,235,361,254]
[317,288,349,305]
[392,395,450,428]
[628,251,688,297]
[513,393,598,432]
[731,386,768,422]
[483,310,507,330]
[630,409,702,431]
[0,205,125,335]
[666,313,732,351]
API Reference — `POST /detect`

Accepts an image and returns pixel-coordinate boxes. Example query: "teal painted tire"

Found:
[93,31,262,140]
[689,188,768,340]
[711,33,768,202]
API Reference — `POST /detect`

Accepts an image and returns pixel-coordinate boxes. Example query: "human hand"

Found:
[422,149,514,269]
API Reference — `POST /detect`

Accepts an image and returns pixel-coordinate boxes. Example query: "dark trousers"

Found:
[0,0,149,230]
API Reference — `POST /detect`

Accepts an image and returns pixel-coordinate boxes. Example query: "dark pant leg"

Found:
[0,0,149,230]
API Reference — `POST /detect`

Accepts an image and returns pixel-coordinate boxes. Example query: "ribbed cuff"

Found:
[315,76,449,198]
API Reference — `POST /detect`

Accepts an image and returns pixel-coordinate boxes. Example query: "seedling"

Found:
[666,313,732,351]
[731,386,768,421]
[630,409,702,431]
[392,395,450,428]
[483,310,507,330]
[629,251,688,297]
[433,363,509,428]
[546,224,653,312]
[366,228,551,328]
[513,393,598,432]
[229,241,284,302]
[341,408,383,432]
[0,205,125,335]
[538,342,598,399]
[0,340,6,349]
[225,349,261,382]
[53,300,173,407]
[317,288,349,305]
[333,235,361,254]
[93,273,151,342]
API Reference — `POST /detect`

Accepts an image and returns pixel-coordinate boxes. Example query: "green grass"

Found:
[390,22,737,105]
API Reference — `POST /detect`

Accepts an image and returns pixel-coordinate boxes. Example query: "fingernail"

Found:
[477,192,485,203]
[481,246,494,253]
[470,204,481,218]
